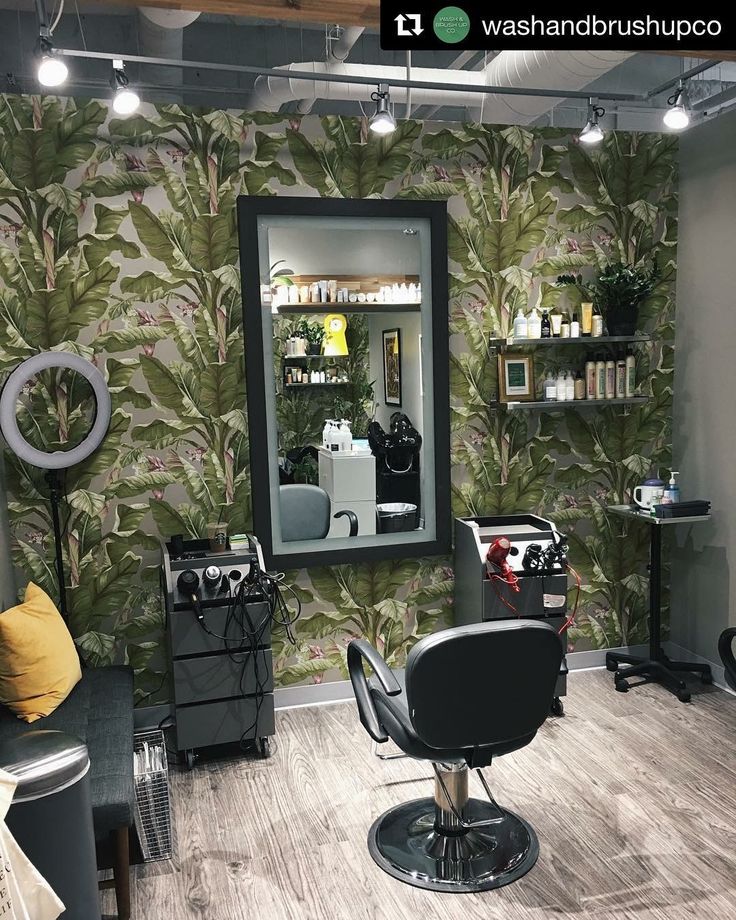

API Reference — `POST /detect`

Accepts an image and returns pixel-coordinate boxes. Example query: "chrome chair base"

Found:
[367,796,539,893]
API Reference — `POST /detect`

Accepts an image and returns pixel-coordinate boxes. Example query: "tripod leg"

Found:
[45,470,68,620]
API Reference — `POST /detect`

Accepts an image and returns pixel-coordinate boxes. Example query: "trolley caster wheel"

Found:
[184,750,197,770]
[258,737,271,759]
[677,689,692,703]
[614,680,629,693]
[550,697,564,717]
[605,657,618,672]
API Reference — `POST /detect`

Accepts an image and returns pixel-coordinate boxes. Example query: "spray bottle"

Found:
[662,471,680,505]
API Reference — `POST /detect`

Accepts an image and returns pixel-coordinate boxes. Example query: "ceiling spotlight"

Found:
[369,84,396,135]
[111,60,140,116]
[663,82,691,131]
[579,100,605,145]
[37,40,68,87]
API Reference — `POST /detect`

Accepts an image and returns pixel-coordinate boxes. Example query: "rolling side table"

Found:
[605,505,712,703]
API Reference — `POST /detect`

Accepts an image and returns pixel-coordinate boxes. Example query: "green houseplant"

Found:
[590,262,659,336]
[297,320,325,356]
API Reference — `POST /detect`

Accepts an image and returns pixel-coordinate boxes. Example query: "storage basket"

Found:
[133,730,173,861]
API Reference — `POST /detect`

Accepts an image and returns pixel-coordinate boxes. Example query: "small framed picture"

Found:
[498,354,535,402]
[382,328,402,406]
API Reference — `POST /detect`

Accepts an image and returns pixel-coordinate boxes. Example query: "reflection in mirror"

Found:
[239,198,450,568]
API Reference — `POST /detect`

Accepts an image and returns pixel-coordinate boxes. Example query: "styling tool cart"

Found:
[454,514,570,716]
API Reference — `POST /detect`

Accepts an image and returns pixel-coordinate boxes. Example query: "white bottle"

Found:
[408,283,417,303]
[327,420,339,451]
[565,370,575,401]
[513,308,528,340]
[544,369,557,401]
[527,307,542,339]
[570,312,580,338]
[319,370,326,383]
[595,356,606,399]
[625,350,636,397]
[322,420,332,448]
[342,419,353,452]
[605,359,616,399]
[556,370,567,402]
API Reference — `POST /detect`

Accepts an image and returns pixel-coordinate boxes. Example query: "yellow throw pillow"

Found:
[0,582,82,723]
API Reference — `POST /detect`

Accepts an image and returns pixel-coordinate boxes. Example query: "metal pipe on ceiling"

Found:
[52,46,643,102]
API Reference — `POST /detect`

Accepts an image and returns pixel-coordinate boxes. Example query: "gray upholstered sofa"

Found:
[0,666,136,919]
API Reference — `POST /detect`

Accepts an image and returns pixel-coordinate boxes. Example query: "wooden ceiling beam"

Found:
[85,0,381,26]
[652,50,736,63]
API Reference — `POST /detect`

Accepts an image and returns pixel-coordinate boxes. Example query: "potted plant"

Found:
[297,320,325,356]
[590,262,659,336]
[558,262,658,336]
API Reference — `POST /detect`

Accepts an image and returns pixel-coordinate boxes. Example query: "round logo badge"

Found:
[433,6,471,44]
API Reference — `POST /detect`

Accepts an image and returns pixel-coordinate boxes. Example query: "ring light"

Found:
[0,352,111,470]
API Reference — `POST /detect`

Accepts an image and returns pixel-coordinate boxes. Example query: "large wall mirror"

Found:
[238,197,450,569]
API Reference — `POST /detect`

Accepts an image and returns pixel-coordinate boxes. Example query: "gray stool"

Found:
[1,730,101,920]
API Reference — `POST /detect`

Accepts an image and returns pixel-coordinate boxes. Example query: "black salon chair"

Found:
[348,620,563,893]
[279,484,359,541]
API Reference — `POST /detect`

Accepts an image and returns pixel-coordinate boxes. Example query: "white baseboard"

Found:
[664,642,736,697]
[272,644,651,710]
[136,643,734,719]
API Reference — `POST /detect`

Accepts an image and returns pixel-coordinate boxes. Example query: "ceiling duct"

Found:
[247,49,633,123]
[295,26,365,115]
[137,6,201,95]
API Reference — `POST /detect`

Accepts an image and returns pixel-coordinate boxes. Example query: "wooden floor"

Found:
[106,670,736,920]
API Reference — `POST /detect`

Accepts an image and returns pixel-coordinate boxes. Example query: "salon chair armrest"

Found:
[334,509,359,537]
[347,639,401,743]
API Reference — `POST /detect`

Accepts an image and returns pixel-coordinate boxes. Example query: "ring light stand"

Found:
[0,353,111,619]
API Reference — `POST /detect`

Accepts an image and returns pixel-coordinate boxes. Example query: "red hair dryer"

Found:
[486,537,520,592]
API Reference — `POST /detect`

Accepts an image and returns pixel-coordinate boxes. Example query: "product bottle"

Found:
[527,306,542,339]
[625,350,636,397]
[286,371,293,385]
[322,420,332,448]
[513,308,528,339]
[556,369,567,402]
[574,371,585,400]
[342,419,353,452]
[565,370,575,401]
[560,312,571,338]
[541,310,551,338]
[544,369,557,401]
[581,302,593,336]
[592,304,604,337]
[585,360,596,399]
[550,310,562,337]
[570,312,580,338]
[661,471,680,505]
[615,355,626,398]
[605,358,616,399]
[595,355,606,400]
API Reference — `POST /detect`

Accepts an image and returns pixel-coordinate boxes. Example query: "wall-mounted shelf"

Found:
[281,355,349,361]
[272,303,421,314]
[490,334,653,348]
[283,382,351,389]
[501,396,649,411]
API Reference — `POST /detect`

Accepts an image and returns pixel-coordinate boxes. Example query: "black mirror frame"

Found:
[237,195,451,570]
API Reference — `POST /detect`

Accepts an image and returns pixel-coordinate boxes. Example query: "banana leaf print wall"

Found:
[0,96,677,700]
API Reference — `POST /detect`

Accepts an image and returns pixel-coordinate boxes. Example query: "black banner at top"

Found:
[380,1,736,51]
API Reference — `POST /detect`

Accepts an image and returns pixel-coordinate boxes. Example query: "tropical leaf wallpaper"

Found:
[0,95,677,701]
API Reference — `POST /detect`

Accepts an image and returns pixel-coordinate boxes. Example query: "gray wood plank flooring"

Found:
[104,671,736,920]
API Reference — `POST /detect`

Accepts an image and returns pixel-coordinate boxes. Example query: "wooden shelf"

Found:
[490,334,653,347]
[281,354,349,361]
[502,396,649,411]
[272,302,421,314]
[283,382,351,389]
